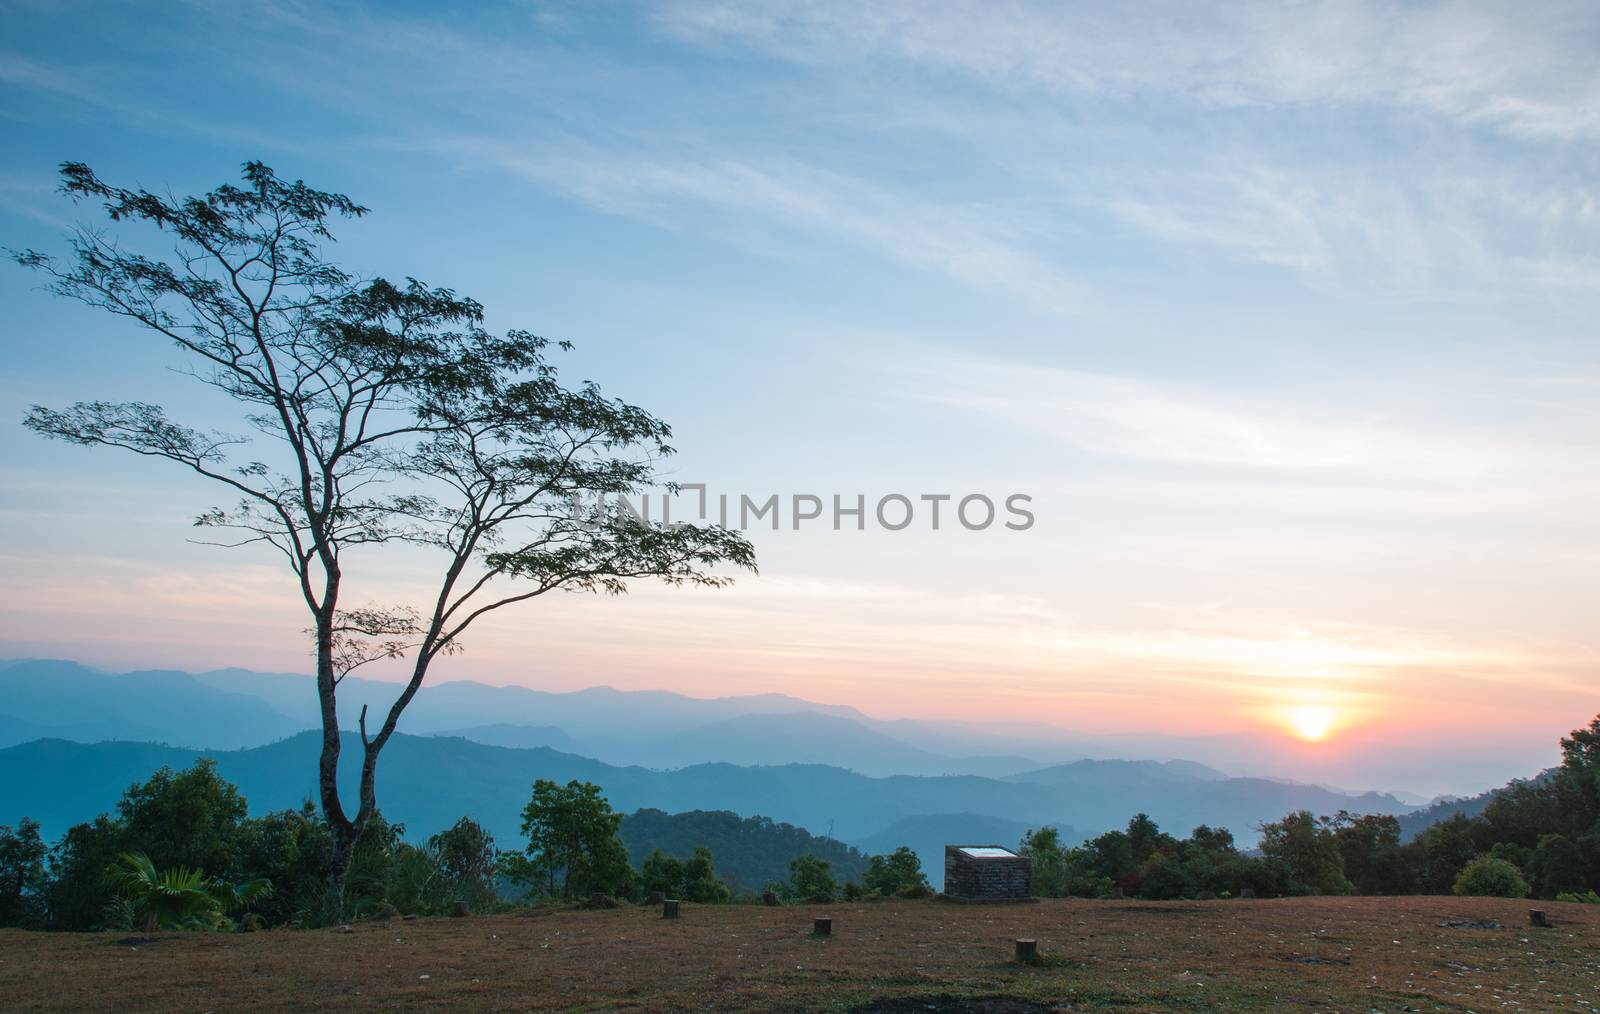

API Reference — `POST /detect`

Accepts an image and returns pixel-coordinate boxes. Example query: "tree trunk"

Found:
[313,599,359,899]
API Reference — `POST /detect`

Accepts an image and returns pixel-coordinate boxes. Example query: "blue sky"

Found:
[1,1,1597,794]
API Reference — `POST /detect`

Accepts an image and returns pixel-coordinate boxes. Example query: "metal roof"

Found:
[956,846,1018,859]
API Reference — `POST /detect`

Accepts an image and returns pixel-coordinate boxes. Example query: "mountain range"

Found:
[0,658,1436,887]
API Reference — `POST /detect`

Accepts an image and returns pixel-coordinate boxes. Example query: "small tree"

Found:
[14,161,755,885]
[1259,811,1352,897]
[640,849,685,897]
[864,846,929,897]
[1021,827,1069,897]
[428,817,499,909]
[680,846,731,903]
[0,819,48,927]
[510,779,634,900]
[1329,811,1408,895]
[1454,855,1530,898]
[788,854,837,900]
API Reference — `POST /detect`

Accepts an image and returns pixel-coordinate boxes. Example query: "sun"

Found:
[1287,705,1336,742]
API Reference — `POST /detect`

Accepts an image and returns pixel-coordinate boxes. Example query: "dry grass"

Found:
[2,896,1597,1011]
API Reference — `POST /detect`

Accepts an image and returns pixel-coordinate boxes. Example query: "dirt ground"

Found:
[2,895,1596,1012]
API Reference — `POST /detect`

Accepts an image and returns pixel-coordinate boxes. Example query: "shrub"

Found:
[863,846,929,898]
[788,854,837,901]
[1454,856,1530,898]
[1556,889,1600,904]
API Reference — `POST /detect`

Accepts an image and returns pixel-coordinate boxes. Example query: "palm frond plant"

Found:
[108,852,272,933]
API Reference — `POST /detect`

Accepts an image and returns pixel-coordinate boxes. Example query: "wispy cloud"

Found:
[429,140,1087,312]
[660,1,1600,141]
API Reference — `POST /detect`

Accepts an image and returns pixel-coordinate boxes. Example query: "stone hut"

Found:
[943,845,1031,900]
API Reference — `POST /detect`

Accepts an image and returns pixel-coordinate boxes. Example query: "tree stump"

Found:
[663,899,680,919]
[812,917,832,937]
[1529,909,1550,928]
[1014,938,1039,964]
[763,890,779,907]
[450,901,470,918]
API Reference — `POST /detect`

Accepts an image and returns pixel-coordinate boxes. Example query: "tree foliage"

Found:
[508,779,634,900]
[787,854,838,900]
[0,819,48,928]
[620,809,869,894]
[1453,855,1530,898]
[864,846,930,898]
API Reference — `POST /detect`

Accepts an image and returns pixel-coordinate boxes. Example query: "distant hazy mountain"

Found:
[608,711,1046,777]
[426,724,582,752]
[0,659,304,749]
[0,732,1418,855]
[0,660,1447,813]
[10,660,1063,775]
[1006,759,1229,787]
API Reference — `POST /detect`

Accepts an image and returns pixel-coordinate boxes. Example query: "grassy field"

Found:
[2,895,1597,1012]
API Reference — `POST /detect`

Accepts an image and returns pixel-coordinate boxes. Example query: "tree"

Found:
[1126,813,1174,865]
[1454,855,1529,898]
[788,854,837,900]
[116,760,250,877]
[512,780,634,899]
[640,849,685,897]
[680,846,732,903]
[234,803,336,927]
[1329,811,1408,895]
[1019,827,1112,898]
[1530,834,1587,899]
[864,846,929,898]
[1259,811,1351,896]
[41,760,254,929]
[15,161,756,884]
[1019,827,1069,897]
[1410,813,1481,894]
[428,817,498,908]
[0,819,48,927]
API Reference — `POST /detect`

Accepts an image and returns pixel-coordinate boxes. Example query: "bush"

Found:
[1454,856,1530,898]
[1556,889,1600,904]
[788,854,837,901]
[863,846,929,898]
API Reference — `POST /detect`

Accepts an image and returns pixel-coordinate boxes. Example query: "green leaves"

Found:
[107,851,271,931]
[515,780,634,900]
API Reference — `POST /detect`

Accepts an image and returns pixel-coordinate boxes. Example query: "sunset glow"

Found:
[1287,705,1337,742]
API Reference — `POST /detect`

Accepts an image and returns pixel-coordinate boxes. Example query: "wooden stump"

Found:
[1014,938,1039,964]
[450,901,470,918]
[663,899,680,919]
[763,890,779,907]
[812,917,832,937]
[1529,909,1550,928]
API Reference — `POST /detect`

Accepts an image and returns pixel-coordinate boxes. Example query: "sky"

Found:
[1,1,1596,796]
